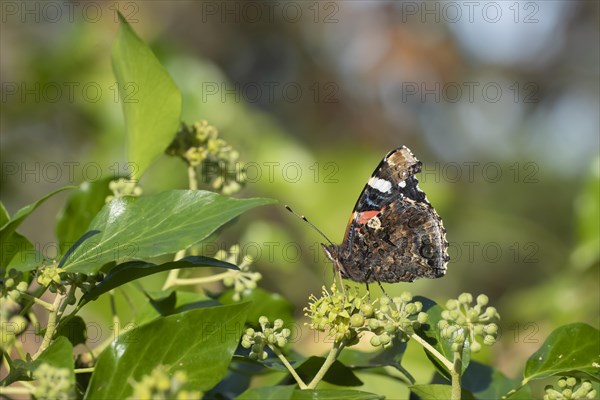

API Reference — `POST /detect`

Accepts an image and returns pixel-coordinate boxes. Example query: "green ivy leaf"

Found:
[4,231,40,272]
[112,13,182,180]
[462,361,532,400]
[338,341,413,384]
[289,356,363,387]
[238,387,383,400]
[410,384,475,400]
[523,323,600,383]
[55,178,116,250]
[415,304,470,380]
[80,256,238,305]
[84,302,249,399]
[55,316,88,346]
[61,190,275,273]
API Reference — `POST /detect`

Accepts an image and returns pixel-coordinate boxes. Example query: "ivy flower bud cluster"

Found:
[32,363,74,400]
[1,269,29,348]
[35,263,103,300]
[216,245,261,301]
[544,377,596,400]
[166,120,246,195]
[438,293,500,353]
[106,178,143,202]
[241,316,291,360]
[129,365,201,400]
[304,284,426,348]
[304,284,369,345]
[368,292,428,348]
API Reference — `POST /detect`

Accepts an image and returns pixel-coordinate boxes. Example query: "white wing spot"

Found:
[368,177,392,193]
[398,180,406,188]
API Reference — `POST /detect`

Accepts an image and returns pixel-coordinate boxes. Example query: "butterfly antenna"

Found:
[285,205,334,245]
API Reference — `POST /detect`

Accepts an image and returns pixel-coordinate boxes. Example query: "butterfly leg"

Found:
[369,267,393,301]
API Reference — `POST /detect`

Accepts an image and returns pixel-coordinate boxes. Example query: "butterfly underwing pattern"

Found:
[321,146,449,284]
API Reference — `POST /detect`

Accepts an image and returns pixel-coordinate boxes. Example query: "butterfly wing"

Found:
[336,146,449,283]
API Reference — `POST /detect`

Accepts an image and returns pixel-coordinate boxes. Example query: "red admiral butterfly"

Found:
[287,146,449,289]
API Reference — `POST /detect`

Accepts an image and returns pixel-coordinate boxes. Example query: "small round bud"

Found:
[441,310,452,320]
[485,307,497,319]
[281,329,291,338]
[557,378,567,388]
[380,305,389,314]
[276,337,286,348]
[274,319,284,330]
[368,319,381,330]
[467,309,479,321]
[370,336,381,347]
[476,294,489,306]
[562,389,572,398]
[473,325,484,335]
[483,335,496,346]
[8,290,20,300]
[400,292,412,302]
[245,328,255,336]
[414,302,423,312]
[361,304,374,317]
[485,323,498,335]
[405,303,417,314]
[470,341,482,353]
[380,297,390,306]
[258,316,269,326]
[565,377,577,387]
[350,314,364,327]
[241,339,252,348]
[5,278,14,288]
[246,280,257,290]
[587,390,597,399]
[458,293,473,304]
[445,299,458,310]
[417,312,428,324]
[379,333,391,345]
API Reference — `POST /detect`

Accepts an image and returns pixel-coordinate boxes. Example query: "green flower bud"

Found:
[557,378,567,388]
[379,333,391,345]
[451,343,462,352]
[476,294,489,306]
[249,352,258,360]
[274,319,284,330]
[251,344,262,353]
[414,302,423,312]
[245,328,255,336]
[417,312,428,324]
[483,335,496,346]
[259,316,269,327]
[565,377,577,387]
[562,389,572,398]
[368,319,381,330]
[281,329,291,338]
[473,325,484,335]
[400,292,412,302]
[5,278,14,288]
[276,337,287,348]
[361,304,374,317]
[446,299,458,310]
[8,290,20,300]
[241,339,252,348]
[405,303,417,314]
[380,297,391,306]
[441,310,452,320]
[370,336,381,347]
[458,293,473,304]
[485,323,498,335]
[471,341,482,353]
[485,307,498,319]
[350,314,364,327]
[587,390,597,399]
[467,309,479,321]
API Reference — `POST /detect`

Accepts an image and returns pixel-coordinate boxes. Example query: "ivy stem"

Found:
[18,292,55,312]
[306,340,345,389]
[270,346,308,390]
[409,333,454,371]
[74,367,95,374]
[31,294,63,360]
[162,165,198,290]
[168,270,235,287]
[451,349,463,400]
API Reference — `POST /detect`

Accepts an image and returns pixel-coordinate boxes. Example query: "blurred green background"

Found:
[1,0,598,389]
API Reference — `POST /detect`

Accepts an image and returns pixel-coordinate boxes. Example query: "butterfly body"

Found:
[323,146,449,284]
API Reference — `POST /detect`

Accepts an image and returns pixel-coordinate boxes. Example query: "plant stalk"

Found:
[271,346,307,389]
[306,340,345,389]
[451,349,463,400]
[31,294,63,360]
